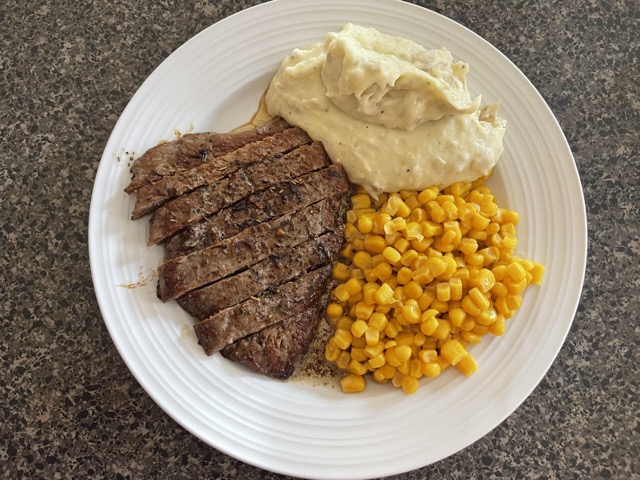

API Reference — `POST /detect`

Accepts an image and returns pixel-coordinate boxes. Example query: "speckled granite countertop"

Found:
[1,0,638,478]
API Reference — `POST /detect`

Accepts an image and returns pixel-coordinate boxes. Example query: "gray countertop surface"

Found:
[1,0,638,478]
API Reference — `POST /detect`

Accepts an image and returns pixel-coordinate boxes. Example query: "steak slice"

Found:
[193,265,332,355]
[148,142,331,245]
[177,231,343,319]
[220,303,324,379]
[157,195,345,302]
[164,165,350,259]
[125,117,290,193]
[130,127,311,219]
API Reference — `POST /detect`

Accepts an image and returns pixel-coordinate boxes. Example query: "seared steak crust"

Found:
[193,265,332,355]
[177,231,343,319]
[128,120,351,379]
[164,165,350,259]
[148,142,331,245]
[131,127,311,219]
[220,303,323,379]
[157,195,344,302]
[125,117,289,193]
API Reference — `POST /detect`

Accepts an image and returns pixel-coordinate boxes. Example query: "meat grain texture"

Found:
[126,118,350,379]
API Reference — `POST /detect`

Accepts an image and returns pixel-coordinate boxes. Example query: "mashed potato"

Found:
[265,24,506,196]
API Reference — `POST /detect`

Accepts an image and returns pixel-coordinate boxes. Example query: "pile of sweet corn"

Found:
[325,179,544,394]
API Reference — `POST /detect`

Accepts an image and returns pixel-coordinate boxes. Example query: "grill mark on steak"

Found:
[147,142,331,245]
[177,231,343,319]
[157,195,344,302]
[193,265,332,355]
[164,165,350,259]
[125,117,290,193]
[220,303,324,379]
[130,127,311,219]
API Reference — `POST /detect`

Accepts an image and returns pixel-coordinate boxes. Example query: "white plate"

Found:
[89,0,587,478]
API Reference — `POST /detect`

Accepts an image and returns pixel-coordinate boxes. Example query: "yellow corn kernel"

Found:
[372,213,392,234]
[349,357,368,375]
[506,294,523,311]
[325,341,341,362]
[395,331,414,346]
[461,295,482,316]
[368,353,386,369]
[368,312,388,331]
[351,319,369,338]
[448,307,466,328]
[450,277,463,301]
[393,345,413,364]
[471,268,496,293]
[344,277,363,296]
[404,195,421,210]
[436,282,451,302]
[394,237,411,254]
[491,281,509,298]
[418,186,439,204]
[384,321,399,339]
[352,335,366,349]
[404,221,424,241]
[428,202,446,223]
[334,284,350,303]
[506,261,527,282]
[419,349,438,364]
[363,235,387,254]
[336,351,351,370]
[475,306,497,325]
[421,220,443,238]
[326,303,343,319]
[409,358,423,378]
[410,207,428,223]
[332,328,352,350]
[422,362,442,378]
[469,287,491,311]
[401,375,419,394]
[332,262,351,281]
[456,354,478,377]
[382,246,402,265]
[440,339,469,366]
[396,266,412,285]
[508,277,528,294]
[377,364,396,380]
[401,304,421,324]
[479,246,500,266]
[420,311,439,336]
[400,249,419,267]
[529,263,545,284]
[462,331,483,344]
[340,373,366,393]
[364,327,380,346]
[465,252,485,267]
[425,256,446,277]
[373,262,393,281]
[351,193,372,210]
[400,280,420,300]
[434,319,451,340]
[489,314,506,336]
[354,302,374,320]
[364,341,385,359]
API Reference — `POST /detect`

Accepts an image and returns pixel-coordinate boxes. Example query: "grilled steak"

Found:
[193,265,332,355]
[220,303,324,379]
[147,142,331,245]
[164,165,350,259]
[125,117,289,193]
[177,231,343,319]
[157,195,344,302]
[130,127,311,219]
[128,119,351,380]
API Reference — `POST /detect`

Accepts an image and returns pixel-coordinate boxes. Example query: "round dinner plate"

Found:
[89,0,587,478]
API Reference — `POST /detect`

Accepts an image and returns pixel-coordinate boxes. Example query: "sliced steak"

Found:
[193,265,332,355]
[130,127,311,219]
[157,195,345,302]
[164,165,350,259]
[148,142,331,245]
[220,303,324,379]
[125,117,290,193]
[177,231,343,319]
